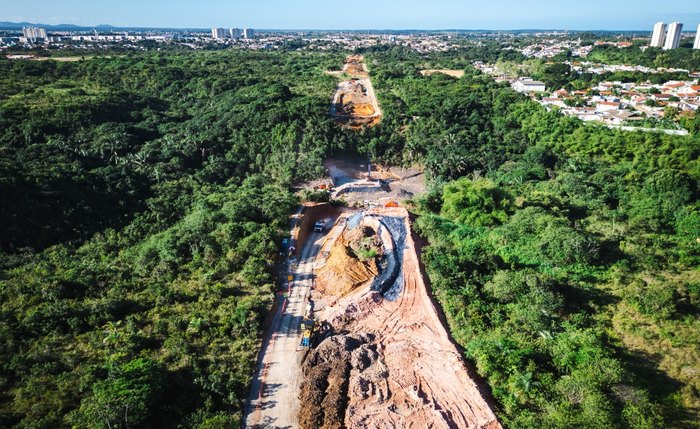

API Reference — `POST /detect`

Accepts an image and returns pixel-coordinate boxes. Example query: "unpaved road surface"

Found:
[243,216,326,429]
[324,158,425,206]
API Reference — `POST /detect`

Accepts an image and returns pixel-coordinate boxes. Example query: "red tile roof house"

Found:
[630,95,647,105]
[678,93,700,101]
[665,82,687,90]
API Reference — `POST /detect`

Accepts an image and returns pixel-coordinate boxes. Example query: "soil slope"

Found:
[301,208,501,429]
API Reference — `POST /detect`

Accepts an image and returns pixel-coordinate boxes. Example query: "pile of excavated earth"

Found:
[299,207,501,429]
[314,225,380,300]
[330,55,381,128]
[343,55,369,77]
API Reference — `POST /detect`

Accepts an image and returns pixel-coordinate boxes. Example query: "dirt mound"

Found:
[315,226,378,297]
[331,55,380,129]
[343,55,368,77]
[299,334,375,429]
[346,117,381,129]
[346,225,383,261]
[352,104,375,116]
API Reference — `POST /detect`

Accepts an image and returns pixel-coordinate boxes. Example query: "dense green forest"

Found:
[0,51,354,428]
[1,44,698,429]
[357,47,699,428]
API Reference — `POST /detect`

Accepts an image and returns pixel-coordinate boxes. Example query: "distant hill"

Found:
[0,21,97,31]
[0,21,207,32]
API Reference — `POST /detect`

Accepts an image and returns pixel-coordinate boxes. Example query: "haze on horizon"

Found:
[2,0,699,30]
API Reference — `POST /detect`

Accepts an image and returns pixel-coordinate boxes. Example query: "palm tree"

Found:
[509,371,541,403]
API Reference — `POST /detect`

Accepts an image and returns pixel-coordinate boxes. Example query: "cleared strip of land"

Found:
[330,55,382,127]
[420,69,465,78]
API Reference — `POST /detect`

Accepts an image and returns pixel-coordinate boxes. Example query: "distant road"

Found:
[362,76,383,119]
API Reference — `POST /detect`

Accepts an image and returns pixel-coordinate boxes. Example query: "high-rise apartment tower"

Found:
[211,27,227,39]
[663,22,683,50]
[650,22,666,47]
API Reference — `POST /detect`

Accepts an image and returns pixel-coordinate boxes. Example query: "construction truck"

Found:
[300,318,315,348]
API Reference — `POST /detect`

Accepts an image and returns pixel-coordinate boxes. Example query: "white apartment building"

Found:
[663,22,683,50]
[243,28,255,39]
[22,27,47,41]
[650,22,666,47]
[511,78,546,93]
[694,24,700,50]
[230,28,242,39]
[211,27,227,39]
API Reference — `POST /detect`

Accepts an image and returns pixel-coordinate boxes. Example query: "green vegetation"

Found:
[1,44,698,428]
[587,45,700,71]
[357,48,699,428]
[0,50,354,427]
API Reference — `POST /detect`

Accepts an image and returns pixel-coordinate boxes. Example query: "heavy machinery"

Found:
[300,318,315,348]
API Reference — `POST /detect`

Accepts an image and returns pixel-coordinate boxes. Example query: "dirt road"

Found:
[243,220,325,429]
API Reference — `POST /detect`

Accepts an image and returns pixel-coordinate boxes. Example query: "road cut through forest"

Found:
[330,55,382,128]
[244,55,500,429]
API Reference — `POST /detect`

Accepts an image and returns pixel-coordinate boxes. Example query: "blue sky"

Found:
[2,0,699,30]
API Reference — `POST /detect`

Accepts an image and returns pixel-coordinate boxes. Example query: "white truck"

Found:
[313,220,327,233]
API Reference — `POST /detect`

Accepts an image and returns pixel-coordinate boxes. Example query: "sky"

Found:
[2,0,699,30]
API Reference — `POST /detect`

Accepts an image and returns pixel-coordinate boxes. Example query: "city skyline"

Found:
[2,0,700,30]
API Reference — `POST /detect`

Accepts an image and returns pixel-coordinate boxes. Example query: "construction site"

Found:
[244,201,501,429]
[243,56,499,429]
[244,180,501,428]
[301,207,501,429]
[330,56,382,128]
